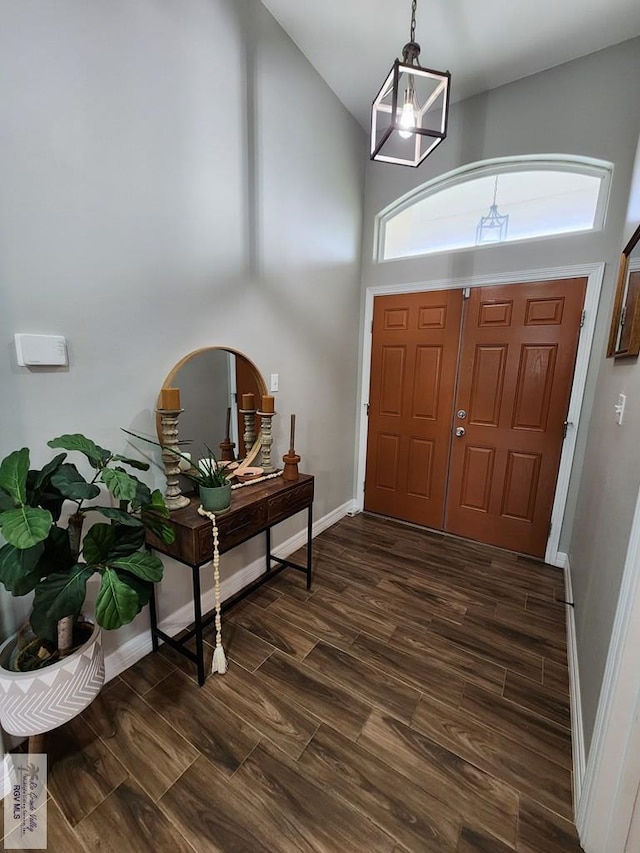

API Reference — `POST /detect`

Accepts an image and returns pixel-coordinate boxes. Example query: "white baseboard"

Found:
[554,550,568,569]
[564,553,586,813]
[104,499,352,682]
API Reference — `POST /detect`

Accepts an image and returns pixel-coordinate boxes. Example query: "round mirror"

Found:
[157,347,267,467]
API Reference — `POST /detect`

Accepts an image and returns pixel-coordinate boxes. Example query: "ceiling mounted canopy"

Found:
[370,0,451,167]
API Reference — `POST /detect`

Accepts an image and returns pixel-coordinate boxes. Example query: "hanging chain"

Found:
[410,0,418,43]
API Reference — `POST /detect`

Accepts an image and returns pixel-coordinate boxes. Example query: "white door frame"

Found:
[576,484,640,852]
[354,261,605,567]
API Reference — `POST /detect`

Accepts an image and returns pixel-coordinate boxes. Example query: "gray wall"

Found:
[569,142,640,751]
[0,0,365,654]
[361,40,640,753]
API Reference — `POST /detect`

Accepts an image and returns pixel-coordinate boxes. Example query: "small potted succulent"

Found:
[0,433,173,738]
[183,451,232,513]
[122,430,233,513]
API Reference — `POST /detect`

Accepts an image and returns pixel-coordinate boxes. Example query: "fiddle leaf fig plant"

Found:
[0,434,174,671]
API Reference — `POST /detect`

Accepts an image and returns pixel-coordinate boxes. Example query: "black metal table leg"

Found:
[192,565,206,686]
[148,578,159,652]
[306,504,313,590]
[266,526,272,573]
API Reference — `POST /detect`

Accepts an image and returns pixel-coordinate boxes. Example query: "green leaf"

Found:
[82,523,145,565]
[111,455,150,471]
[121,473,152,510]
[101,468,138,502]
[114,571,152,612]
[88,507,144,527]
[32,566,93,624]
[139,490,172,542]
[25,468,67,522]
[148,489,170,518]
[0,542,44,595]
[109,551,163,582]
[48,434,110,468]
[0,448,29,504]
[0,506,52,549]
[82,523,115,564]
[38,526,73,576]
[51,464,101,501]
[95,568,140,629]
[143,513,176,545]
[29,606,58,645]
[33,453,67,490]
[0,489,15,512]
[108,524,145,557]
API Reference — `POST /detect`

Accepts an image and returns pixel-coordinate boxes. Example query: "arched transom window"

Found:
[377,156,612,261]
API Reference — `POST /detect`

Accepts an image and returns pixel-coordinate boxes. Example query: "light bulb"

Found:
[398,102,416,139]
[398,84,417,139]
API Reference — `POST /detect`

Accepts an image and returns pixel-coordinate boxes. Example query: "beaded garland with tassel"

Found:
[197,505,227,674]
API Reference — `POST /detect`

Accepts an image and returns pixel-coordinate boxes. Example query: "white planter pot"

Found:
[0,618,105,737]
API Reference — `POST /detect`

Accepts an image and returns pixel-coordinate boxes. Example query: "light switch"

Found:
[15,334,68,367]
[615,393,626,425]
[270,373,279,392]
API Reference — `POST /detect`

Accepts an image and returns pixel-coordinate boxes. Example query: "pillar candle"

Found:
[241,393,255,410]
[261,395,275,413]
[160,387,181,410]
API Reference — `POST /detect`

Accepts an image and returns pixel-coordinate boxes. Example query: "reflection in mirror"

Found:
[608,224,640,358]
[158,347,266,465]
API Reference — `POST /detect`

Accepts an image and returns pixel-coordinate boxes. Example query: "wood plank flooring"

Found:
[4,513,584,851]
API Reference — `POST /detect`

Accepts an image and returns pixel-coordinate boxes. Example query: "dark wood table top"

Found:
[146,473,314,565]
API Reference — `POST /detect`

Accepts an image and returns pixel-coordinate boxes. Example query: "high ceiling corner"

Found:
[260,0,640,129]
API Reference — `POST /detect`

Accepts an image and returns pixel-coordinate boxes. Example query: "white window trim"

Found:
[374,154,613,262]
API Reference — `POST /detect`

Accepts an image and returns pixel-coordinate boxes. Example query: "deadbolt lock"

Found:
[457,410,467,419]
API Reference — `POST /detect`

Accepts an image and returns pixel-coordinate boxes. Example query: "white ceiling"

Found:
[260,0,640,130]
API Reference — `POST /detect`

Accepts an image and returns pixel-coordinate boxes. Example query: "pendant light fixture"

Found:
[371,0,451,167]
[476,176,509,244]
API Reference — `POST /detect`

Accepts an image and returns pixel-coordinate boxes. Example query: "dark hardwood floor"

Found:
[3,513,584,851]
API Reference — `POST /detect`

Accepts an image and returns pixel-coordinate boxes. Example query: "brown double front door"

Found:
[364,278,587,557]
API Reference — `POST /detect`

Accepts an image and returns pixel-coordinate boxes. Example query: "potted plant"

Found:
[122,430,233,513]
[185,452,232,513]
[0,433,174,738]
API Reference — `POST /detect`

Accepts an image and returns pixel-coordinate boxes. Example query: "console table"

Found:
[145,473,314,685]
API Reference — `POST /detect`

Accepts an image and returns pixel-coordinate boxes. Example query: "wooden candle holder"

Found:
[282,452,300,481]
[239,408,257,459]
[283,413,300,481]
[157,408,191,511]
[257,410,276,473]
[219,406,236,462]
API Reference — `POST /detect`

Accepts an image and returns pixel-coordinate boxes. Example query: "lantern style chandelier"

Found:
[476,176,509,245]
[370,0,451,167]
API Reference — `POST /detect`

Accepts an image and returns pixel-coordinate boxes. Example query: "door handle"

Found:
[455,427,465,437]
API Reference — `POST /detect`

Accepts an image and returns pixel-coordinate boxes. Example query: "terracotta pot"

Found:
[199,483,232,513]
[0,617,105,737]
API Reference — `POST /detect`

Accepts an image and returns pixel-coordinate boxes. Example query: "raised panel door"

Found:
[445,279,586,556]
[364,290,463,528]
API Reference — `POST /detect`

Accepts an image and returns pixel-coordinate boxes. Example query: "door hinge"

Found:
[366,403,370,416]
[463,287,471,299]
[563,420,573,439]
[580,310,586,328]
[620,306,627,328]
[371,320,374,333]
[549,520,553,534]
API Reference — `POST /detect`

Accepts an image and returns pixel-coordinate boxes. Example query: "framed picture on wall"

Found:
[608,223,640,358]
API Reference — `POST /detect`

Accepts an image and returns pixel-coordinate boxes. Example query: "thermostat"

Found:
[15,334,68,367]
